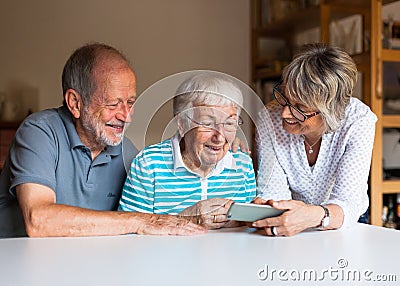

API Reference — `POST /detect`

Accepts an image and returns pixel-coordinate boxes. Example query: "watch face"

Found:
[320,206,330,228]
[322,216,330,228]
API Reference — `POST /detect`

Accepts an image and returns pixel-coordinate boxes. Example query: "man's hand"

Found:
[135,214,207,235]
[179,198,234,229]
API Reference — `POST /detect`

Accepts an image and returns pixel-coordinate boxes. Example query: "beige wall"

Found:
[0,0,250,146]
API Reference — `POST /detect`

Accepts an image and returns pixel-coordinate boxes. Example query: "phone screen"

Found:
[226,203,285,222]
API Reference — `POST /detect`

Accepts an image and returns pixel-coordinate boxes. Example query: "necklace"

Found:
[304,136,322,154]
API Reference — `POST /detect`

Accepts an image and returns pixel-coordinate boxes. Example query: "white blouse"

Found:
[256,97,377,228]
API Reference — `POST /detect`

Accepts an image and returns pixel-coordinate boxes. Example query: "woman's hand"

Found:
[231,137,251,155]
[179,198,235,229]
[251,199,325,236]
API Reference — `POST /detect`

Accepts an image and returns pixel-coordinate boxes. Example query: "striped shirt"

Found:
[119,133,256,214]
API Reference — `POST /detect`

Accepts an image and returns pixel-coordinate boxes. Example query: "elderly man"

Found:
[0,43,205,237]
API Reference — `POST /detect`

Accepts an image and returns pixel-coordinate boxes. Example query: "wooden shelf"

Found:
[382,49,400,62]
[251,0,373,84]
[327,0,397,6]
[383,0,400,4]
[254,69,281,81]
[382,180,400,194]
[325,0,369,7]
[370,0,400,226]
[255,3,369,38]
[255,6,320,37]
[382,115,400,127]
[352,52,371,71]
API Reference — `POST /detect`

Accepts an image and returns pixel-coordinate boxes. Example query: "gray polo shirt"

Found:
[0,106,138,237]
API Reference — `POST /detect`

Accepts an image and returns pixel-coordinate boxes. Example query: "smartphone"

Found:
[226,202,285,222]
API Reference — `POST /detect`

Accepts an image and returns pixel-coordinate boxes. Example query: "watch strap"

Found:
[318,205,330,229]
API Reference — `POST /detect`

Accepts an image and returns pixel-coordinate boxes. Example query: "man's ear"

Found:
[65,89,83,119]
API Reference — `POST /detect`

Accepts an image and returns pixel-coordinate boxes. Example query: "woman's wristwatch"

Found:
[318,205,330,229]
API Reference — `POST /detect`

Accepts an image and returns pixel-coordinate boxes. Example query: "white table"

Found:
[0,224,399,286]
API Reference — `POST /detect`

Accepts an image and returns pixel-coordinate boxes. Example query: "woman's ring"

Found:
[213,215,217,223]
[271,226,278,236]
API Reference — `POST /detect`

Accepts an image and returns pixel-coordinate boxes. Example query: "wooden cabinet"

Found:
[370,0,400,226]
[0,121,20,170]
[251,0,400,226]
[251,0,371,103]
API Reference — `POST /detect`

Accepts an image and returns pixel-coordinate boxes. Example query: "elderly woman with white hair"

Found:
[119,72,256,229]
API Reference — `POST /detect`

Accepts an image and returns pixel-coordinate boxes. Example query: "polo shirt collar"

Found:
[170,132,237,175]
[57,106,121,156]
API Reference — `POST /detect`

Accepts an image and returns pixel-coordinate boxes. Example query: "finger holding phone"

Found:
[179,198,241,230]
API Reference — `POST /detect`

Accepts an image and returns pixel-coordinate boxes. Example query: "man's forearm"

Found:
[17,183,206,237]
[23,204,142,237]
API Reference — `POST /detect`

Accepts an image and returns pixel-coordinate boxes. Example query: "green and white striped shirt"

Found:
[119,134,256,214]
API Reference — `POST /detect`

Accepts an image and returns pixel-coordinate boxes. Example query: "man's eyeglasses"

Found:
[185,114,243,132]
[273,81,320,122]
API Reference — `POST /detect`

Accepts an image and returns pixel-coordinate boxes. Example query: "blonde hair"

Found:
[282,43,357,132]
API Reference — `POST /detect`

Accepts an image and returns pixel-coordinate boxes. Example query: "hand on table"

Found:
[135,214,207,236]
[251,198,322,237]
[179,198,234,229]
